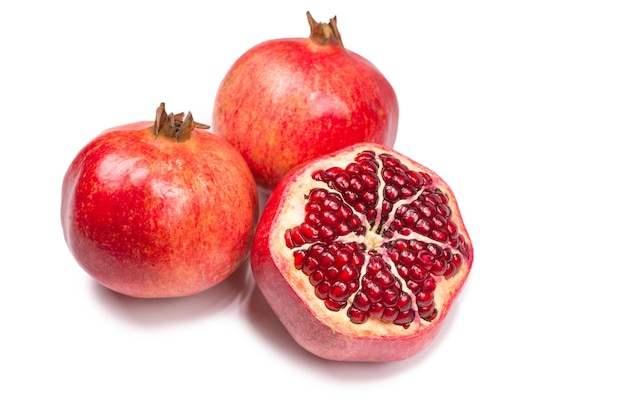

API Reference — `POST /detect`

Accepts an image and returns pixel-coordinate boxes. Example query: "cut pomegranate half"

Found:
[251,144,473,362]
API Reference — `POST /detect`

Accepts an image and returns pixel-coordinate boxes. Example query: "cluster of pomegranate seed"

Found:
[349,253,415,326]
[293,242,366,312]
[384,188,472,258]
[383,239,448,321]
[285,151,469,327]
[284,189,365,248]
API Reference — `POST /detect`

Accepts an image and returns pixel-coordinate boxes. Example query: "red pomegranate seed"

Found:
[376,270,395,288]
[352,291,371,311]
[291,227,306,247]
[382,288,399,307]
[305,212,322,227]
[397,292,412,312]
[349,176,364,192]
[384,185,400,202]
[364,281,383,303]
[325,266,339,280]
[382,307,399,322]
[409,264,429,281]
[308,188,328,202]
[400,249,417,264]
[352,251,366,267]
[394,239,409,251]
[367,257,385,274]
[300,223,319,241]
[405,279,419,293]
[321,211,340,226]
[323,196,341,211]
[415,218,431,235]
[319,225,337,242]
[423,278,437,293]
[416,291,434,307]
[348,307,368,324]
[329,282,350,302]
[325,299,346,312]
[334,249,351,267]
[363,191,377,206]
[430,259,447,276]
[309,270,325,286]
[367,303,383,319]
[318,251,335,269]
[394,310,415,328]
[309,243,325,257]
[361,160,378,174]
[302,257,318,276]
[385,248,398,264]
[417,250,435,268]
[339,264,358,282]
[382,167,394,182]
[315,281,330,299]
[418,304,437,322]
[293,250,306,270]
[396,264,409,278]
[336,222,352,235]
[332,172,351,190]
[361,172,378,189]
[305,201,322,213]
[345,162,361,174]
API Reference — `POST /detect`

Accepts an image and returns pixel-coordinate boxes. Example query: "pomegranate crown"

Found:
[307,11,344,47]
[153,102,210,142]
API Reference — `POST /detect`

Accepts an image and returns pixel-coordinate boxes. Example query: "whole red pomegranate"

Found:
[61,103,258,298]
[212,12,399,191]
[251,143,473,362]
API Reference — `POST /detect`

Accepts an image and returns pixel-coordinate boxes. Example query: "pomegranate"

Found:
[212,12,399,191]
[61,103,258,298]
[251,143,473,362]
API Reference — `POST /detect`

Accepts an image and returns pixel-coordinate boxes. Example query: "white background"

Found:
[1,1,624,416]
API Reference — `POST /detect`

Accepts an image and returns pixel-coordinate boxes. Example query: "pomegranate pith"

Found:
[251,143,473,362]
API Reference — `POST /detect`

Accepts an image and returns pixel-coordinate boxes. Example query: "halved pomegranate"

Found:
[251,143,473,362]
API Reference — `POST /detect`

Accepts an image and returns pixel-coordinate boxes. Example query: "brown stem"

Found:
[306,11,343,47]
[153,102,210,142]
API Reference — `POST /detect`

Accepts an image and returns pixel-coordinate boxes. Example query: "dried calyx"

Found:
[306,11,343,47]
[153,102,210,142]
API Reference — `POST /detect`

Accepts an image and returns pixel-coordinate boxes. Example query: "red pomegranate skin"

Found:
[251,143,473,362]
[62,113,258,298]
[213,13,399,191]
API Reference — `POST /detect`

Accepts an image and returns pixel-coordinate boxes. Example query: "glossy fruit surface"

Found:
[62,104,258,298]
[251,143,473,361]
[213,12,399,191]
